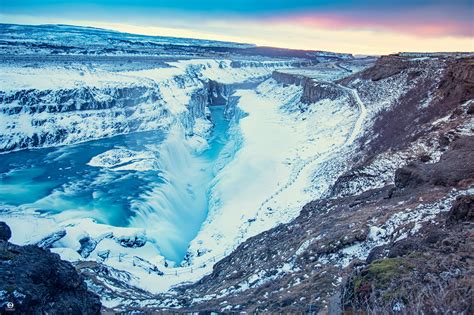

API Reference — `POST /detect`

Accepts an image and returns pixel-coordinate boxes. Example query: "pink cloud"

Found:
[266,11,473,38]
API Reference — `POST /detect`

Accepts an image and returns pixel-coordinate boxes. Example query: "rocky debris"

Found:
[75,261,156,312]
[0,222,101,314]
[116,234,147,248]
[132,256,164,276]
[35,230,67,249]
[78,236,98,259]
[341,196,473,314]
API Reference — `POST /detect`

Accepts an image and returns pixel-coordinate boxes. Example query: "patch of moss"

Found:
[354,258,414,290]
[354,276,363,291]
[367,258,414,288]
[353,258,415,303]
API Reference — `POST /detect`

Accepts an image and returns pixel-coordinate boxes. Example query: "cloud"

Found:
[270,8,473,38]
[1,0,473,54]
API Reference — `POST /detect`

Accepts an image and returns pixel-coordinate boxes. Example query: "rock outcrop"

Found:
[394,136,474,190]
[0,222,101,314]
[300,80,343,104]
[272,71,345,104]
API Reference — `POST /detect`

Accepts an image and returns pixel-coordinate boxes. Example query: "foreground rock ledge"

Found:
[0,222,101,314]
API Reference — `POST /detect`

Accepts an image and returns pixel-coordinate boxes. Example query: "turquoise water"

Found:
[0,129,166,226]
[0,106,231,262]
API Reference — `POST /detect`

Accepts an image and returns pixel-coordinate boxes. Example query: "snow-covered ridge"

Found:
[0,23,255,56]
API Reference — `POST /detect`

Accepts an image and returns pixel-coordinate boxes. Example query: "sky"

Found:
[1,0,473,54]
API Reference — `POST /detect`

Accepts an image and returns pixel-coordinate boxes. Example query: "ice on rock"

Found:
[88,148,156,171]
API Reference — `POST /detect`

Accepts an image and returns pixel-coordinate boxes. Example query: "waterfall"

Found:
[128,124,209,263]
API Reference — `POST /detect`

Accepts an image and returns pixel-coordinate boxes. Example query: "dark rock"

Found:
[0,223,101,314]
[439,134,449,147]
[394,136,474,191]
[96,250,110,261]
[448,195,474,223]
[467,103,474,115]
[207,80,229,105]
[78,236,98,258]
[419,154,431,162]
[35,230,66,249]
[272,71,344,104]
[0,222,11,241]
[116,235,146,248]
[300,79,344,104]
[387,239,420,258]
[394,164,428,189]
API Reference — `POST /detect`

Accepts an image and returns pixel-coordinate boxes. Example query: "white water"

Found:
[128,106,233,263]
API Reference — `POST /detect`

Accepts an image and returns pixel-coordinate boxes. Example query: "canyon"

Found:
[0,24,472,314]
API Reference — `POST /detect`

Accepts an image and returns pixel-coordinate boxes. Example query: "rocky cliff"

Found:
[272,70,344,104]
[0,58,299,153]
[0,222,101,314]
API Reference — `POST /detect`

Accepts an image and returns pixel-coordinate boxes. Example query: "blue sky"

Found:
[1,0,473,53]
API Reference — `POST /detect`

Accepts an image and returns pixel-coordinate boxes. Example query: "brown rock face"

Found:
[359,55,412,81]
[362,56,473,154]
[448,195,474,223]
[394,136,474,190]
[434,57,474,111]
[271,71,305,86]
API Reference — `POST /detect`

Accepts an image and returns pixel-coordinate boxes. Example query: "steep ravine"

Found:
[88,54,473,313]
